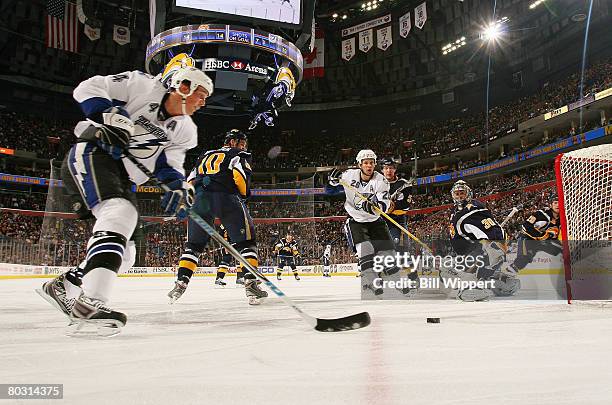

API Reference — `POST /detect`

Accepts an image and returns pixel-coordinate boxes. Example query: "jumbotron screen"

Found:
[174,0,302,27]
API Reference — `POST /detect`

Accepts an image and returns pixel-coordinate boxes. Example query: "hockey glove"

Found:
[362,194,382,215]
[328,168,343,187]
[545,226,560,240]
[95,107,134,160]
[161,180,195,221]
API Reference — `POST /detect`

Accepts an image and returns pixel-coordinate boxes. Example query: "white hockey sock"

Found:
[81,267,117,303]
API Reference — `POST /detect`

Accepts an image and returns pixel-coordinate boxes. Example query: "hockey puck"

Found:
[427,317,440,324]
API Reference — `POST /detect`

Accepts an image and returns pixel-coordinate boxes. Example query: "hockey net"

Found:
[555,144,612,303]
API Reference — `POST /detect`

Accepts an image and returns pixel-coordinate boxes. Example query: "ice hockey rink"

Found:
[2,276,612,405]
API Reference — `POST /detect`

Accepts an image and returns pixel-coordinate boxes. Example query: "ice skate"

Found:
[245,279,268,305]
[168,280,188,304]
[276,272,282,281]
[294,274,300,281]
[69,294,127,337]
[214,278,227,288]
[36,273,76,318]
[235,277,245,287]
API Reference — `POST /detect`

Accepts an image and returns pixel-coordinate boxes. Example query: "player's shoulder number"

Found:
[198,152,226,175]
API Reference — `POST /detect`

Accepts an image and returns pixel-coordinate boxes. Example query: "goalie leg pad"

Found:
[492,277,521,297]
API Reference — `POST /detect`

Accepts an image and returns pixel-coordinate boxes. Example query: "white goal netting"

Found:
[555,144,612,302]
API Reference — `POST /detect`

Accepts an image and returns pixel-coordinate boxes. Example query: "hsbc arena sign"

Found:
[200,58,270,77]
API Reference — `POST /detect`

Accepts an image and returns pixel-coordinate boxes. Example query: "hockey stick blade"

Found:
[188,210,371,332]
[315,311,371,332]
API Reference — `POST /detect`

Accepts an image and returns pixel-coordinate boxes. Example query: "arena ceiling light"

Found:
[480,17,509,42]
[442,36,467,55]
[361,1,379,11]
[529,0,546,9]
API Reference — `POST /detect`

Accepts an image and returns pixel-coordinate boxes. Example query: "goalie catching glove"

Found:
[95,107,134,160]
[161,180,195,220]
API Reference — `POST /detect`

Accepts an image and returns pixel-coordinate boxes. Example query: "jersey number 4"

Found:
[198,152,226,175]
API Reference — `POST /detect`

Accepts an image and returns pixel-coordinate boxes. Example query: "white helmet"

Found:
[169,66,214,97]
[356,149,377,164]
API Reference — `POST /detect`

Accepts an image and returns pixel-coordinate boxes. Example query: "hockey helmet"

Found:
[224,129,248,145]
[451,180,472,205]
[169,66,214,98]
[356,149,377,164]
[380,157,397,167]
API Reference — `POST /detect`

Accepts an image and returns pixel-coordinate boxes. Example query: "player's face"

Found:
[182,85,209,115]
[551,201,559,215]
[229,139,248,151]
[286,235,293,242]
[360,159,375,176]
[382,165,396,180]
[452,189,468,202]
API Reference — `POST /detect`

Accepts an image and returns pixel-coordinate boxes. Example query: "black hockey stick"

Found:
[123,153,371,332]
[338,178,435,256]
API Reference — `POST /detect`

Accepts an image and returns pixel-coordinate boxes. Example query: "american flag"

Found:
[46,0,79,53]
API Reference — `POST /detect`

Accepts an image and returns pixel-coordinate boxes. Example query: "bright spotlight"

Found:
[482,23,501,41]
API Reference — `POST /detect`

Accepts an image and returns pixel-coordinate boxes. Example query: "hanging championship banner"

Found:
[415,2,427,29]
[376,26,392,51]
[113,24,130,45]
[84,23,101,41]
[399,12,412,38]
[342,37,356,61]
[359,29,373,53]
[342,14,391,37]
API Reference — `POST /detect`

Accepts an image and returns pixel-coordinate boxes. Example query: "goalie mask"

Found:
[451,180,472,206]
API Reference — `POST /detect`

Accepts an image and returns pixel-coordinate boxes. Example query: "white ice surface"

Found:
[1,277,612,405]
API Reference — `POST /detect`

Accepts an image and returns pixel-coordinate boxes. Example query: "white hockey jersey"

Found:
[340,169,391,223]
[323,245,331,259]
[73,71,198,185]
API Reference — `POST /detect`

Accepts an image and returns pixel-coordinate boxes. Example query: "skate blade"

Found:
[248,296,266,305]
[35,288,71,319]
[214,284,226,289]
[66,319,123,338]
